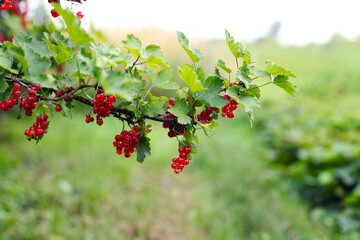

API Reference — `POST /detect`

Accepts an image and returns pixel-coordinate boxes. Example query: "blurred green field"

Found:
[1,33,360,239]
[0,113,343,240]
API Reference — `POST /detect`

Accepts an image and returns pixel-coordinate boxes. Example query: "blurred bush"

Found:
[258,98,360,233]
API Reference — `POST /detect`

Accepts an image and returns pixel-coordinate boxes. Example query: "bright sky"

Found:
[30,0,360,45]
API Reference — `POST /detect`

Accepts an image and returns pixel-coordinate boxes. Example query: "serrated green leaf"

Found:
[227,86,260,126]
[248,65,270,78]
[273,75,298,97]
[24,47,51,76]
[176,31,204,63]
[147,67,178,90]
[194,76,228,108]
[26,74,57,89]
[91,43,129,68]
[0,57,18,74]
[217,59,232,74]
[44,33,73,64]
[141,44,170,70]
[100,71,140,101]
[120,34,142,57]
[53,4,94,46]
[246,84,261,99]
[54,30,74,48]
[201,121,219,137]
[265,60,297,78]
[0,77,9,93]
[67,52,94,77]
[137,136,151,163]
[235,66,251,88]
[178,64,207,92]
[225,30,252,64]
[148,92,167,102]
[145,101,166,116]
[168,97,191,124]
[196,67,206,83]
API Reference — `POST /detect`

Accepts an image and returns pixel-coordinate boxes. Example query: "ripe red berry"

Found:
[34,84,40,90]
[55,89,62,97]
[55,104,62,112]
[96,118,103,126]
[184,146,191,154]
[64,96,71,102]
[13,83,21,91]
[76,11,84,19]
[51,9,59,18]
[133,125,140,133]
[168,98,175,106]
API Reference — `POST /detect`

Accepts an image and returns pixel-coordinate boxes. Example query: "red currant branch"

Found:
[4,74,179,125]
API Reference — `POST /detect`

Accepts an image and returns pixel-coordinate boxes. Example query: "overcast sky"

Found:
[30,0,360,45]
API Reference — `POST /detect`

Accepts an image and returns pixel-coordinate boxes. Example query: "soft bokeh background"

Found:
[1,0,360,239]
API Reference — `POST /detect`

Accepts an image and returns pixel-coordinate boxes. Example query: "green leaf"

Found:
[248,65,270,78]
[26,74,57,89]
[201,122,219,137]
[0,56,18,74]
[196,67,206,82]
[225,30,252,64]
[136,136,151,163]
[246,84,261,99]
[53,4,94,46]
[273,75,298,97]
[217,59,232,74]
[0,77,9,93]
[44,33,73,64]
[168,97,191,124]
[147,92,167,102]
[194,76,228,108]
[141,44,170,70]
[24,47,51,76]
[100,71,140,101]
[91,43,129,68]
[67,52,94,77]
[145,101,166,116]
[176,31,204,63]
[120,34,142,57]
[265,60,297,78]
[235,64,251,88]
[227,86,260,126]
[146,67,178,90]
[178,64,207,92]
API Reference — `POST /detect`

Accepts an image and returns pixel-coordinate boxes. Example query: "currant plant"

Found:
[0,0,298,174]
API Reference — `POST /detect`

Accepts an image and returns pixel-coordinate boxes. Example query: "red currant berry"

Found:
[13,83,21,91]
[76,11,84,19]
[34,84,40,90]
[184,146,191,154]
[168,98,175,106]
[96,118,103,126]
[133,125,140,133]
[55,104,62,112]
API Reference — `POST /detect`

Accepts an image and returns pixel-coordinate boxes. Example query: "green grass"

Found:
[0,113,349,240]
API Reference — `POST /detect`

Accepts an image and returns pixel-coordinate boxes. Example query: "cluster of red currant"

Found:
[24,114,49,141]
[113,125,140,158]
[20,84,42,117]
[163,98,186,138]
[0,0,12,11]
[221,95,238,119]
[171,146,191,174]
[0,82,22,112]
[87,92,116,126]
[197,107,218,124]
